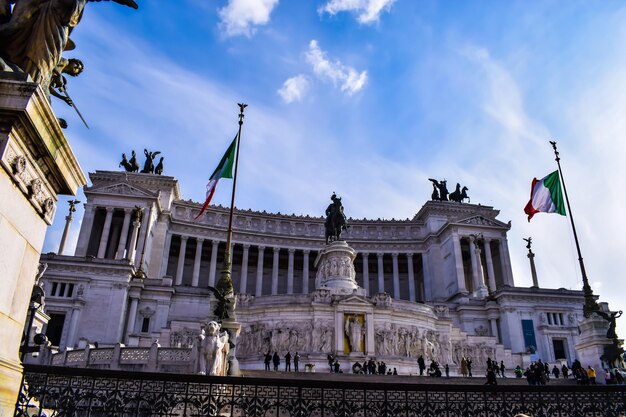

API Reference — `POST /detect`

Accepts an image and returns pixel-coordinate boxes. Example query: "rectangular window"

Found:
[59,283,67,297]
[51,282,58,296]
[46,313,66,347]
[67,284,75,297]
[141,317,150,333]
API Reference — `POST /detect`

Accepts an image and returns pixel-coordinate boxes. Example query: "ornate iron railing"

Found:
[15,364,626,417]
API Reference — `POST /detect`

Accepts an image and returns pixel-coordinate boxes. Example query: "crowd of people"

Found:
[262,351,626,385]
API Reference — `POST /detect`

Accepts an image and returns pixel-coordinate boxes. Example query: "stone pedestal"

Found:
[0,75,85,415]
[221,320,242,376]
[314,241,365,296]
[575,316,613,383]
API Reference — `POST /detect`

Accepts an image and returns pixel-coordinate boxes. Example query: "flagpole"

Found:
[213,103,246,377]
[226,103,247,263]
[550,140,599,317]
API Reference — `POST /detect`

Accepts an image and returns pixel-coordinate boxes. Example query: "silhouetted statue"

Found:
[449,183,470,203]
[129,150,140,172]
[0,0,138,85]
[324,192,348,244]
[154,157,164,175]
[428,178,449,201]
[523,237,533,254]
[596,310,623,340]
[119,153,132,172]
[141,148,160,174]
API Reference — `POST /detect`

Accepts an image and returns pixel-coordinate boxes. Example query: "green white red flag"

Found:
[524,170,566,221]
[194,135,238,220]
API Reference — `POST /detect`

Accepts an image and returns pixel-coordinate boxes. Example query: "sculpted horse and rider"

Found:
[429,179,470,203]
[325,193,348,244]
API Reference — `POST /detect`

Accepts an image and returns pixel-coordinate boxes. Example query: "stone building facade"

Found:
[36,170,598,374]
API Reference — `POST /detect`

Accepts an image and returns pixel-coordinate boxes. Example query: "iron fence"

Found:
[15,364,626,417]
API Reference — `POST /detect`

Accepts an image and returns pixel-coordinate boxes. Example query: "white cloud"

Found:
[218,0,279,38]
[277,75,310,103]
[305,40,368,95]
[318,0,396,24]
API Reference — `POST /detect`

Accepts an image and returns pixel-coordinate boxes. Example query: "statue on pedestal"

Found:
[344,314,364,353]
[324,192,348,244]
[197,321,229,376]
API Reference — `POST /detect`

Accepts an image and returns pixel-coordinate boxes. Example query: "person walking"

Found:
[460,357,468,377]
[587,366,597,384]
[500,361,506,378]
[272,352,280,371]
[264,351,271,371]
[285,351,292,372]
[294,352,300,372]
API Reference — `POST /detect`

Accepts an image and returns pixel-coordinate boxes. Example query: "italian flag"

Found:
[194,135,238,220]
[524,170,566,221]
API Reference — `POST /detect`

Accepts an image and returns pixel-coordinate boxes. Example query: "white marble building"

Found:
[36,170,602,373]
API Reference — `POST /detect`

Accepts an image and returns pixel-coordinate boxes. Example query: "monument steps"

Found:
[240,369,579,386]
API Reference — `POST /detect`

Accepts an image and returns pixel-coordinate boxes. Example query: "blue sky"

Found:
[44,0,626,331]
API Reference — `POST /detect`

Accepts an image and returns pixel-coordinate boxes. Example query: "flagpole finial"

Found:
[237,103,248,125]
[549,140,559,161]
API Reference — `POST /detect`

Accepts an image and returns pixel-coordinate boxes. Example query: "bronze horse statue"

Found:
[449,183,470,203]
[325,193,348,244]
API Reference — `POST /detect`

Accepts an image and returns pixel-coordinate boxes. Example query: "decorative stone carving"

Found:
[314,241,363,295]
[170,328,197,348]
[311,289,332,304]
[434,305,450,318]
[236,293,254,307]
[11,155,26,175]
[474,325,489,336]
[372,293,392,308]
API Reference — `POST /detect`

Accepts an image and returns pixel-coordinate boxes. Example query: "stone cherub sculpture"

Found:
[197,321,229,376]
[0,0,138,85]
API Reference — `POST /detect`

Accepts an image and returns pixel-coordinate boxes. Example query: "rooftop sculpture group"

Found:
[428,179,470,203]
[119,149,164,175]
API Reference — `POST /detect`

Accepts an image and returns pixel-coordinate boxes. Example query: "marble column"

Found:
[97,207,114,259]
[407,253,416,302]
[159,232,172,278]
[74,204,96,256]
[361,253,370,294]
[392,253,400,299]
[484,239,497,293]
[287,249,295,294]
[127,217,141,264]
[125,297,139,338]
[66,307,81,348]
[192,238,204,287]
[256,246,265,296]
[377,253,385,293]
[240,244,250,293]
[452,233,468,293]
[134,206,151,268]
[499,238,515,286]
[469,237,479,293]
[208,240,219,287]
[271,247,280,295]
[115,208,132,259]
[175,236,188,286]
[302,250,310,294]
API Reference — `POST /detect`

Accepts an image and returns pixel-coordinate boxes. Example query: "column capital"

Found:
[361,252,369,257]
[258,245,266,252]
[273,247,280,254]
[211,239,219,246]
[288,248,296,254]
[406,252,414,259]
[196,237,204,244]
[377,252,384,258]
[391,252,399,258]
[243,243,251,250]
[303,249,310,255]
[123,207,133,213]
[180,235,189,242]
[105,207,115,213]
